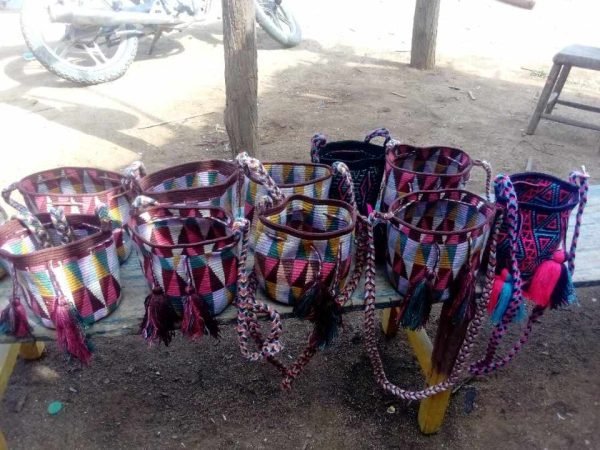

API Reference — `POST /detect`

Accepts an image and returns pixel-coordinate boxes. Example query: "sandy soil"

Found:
[0,0,599,448]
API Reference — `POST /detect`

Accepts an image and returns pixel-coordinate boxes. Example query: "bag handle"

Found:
[567,167,589,274]
[236,152,286,209]
[361,210,502,399]
[234,218,284,361]
[14,210,52,249]
[2,183,28,215]
[472,160,493,202]
[364,127,391,145]
[331,161,357,212]
[310,134,327,163]
[121,160,146,196]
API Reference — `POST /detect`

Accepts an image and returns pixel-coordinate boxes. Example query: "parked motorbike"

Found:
[20,0,301,85]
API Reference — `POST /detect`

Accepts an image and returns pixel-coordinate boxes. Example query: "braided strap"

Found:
[49,207,75,245]
[473,160,493,202]
[470,174,528,375]
[331,161,357,212]
[567,168,589,274]
[2,183,28,214]
[14,211,52,249]
[363,211,501,400]
[364,127,391,144]
[234,219,284,361]
[310,133,327,163]
[235,152,286,206]
[121,160,146,194]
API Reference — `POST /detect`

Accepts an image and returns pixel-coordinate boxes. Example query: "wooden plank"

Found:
[0,344,19,397]
[0,185,596,343]
[540,112,600,132]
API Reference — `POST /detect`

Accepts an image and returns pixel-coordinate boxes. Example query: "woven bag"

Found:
[2,162,144,264]
[363,190,499,400]
[240,160,332,224]
[377,140,492,213]
[136,160,238,216]
[470,169,589,376]
[310,127,390,217]
[0,206,121,363]
[237,152,365,389]
[129,196,245,345]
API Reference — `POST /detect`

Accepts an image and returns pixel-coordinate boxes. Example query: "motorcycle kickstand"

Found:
[148,30,163,55]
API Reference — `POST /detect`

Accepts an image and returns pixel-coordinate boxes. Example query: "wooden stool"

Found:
[526,45,600,134]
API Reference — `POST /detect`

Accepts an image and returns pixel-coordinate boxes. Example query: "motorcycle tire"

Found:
[20,0,139,85]
[255,0,301,48]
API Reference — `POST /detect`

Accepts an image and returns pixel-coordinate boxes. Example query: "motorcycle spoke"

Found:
[82,42,109,65]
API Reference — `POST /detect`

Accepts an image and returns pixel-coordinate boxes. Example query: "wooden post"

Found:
[410,0,441,70]
[222,0,259,158]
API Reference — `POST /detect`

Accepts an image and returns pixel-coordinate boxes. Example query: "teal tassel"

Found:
[491,274,513,325]
[401,275,433,330]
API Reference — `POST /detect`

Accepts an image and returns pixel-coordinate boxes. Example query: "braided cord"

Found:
[235,152,286,206]
[49,207,75,245]
[363,210,501,400]
[310,133,327,163]
[470,174,529,375]
[2,183,29,214]
[364,127,390,144]
[567,169,589,274]
[331,161,357,211]
[15,211,52,249]
[473,160,493,202]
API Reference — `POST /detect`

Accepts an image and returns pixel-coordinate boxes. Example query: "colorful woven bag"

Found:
[363,201,502,400]
[377,140,492,213]
[2,162,144,264]
[237,152,365,389]
[0,206,121,364]
[129,196,244,345]
[470,169,589,375]
[240,160,332,224]
[310,127,390,217]
[136,160,239,216]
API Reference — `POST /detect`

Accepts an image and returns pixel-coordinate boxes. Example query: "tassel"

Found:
[52,297,92,364]
[140,286,178,346]
[525,250,574,309]
[0,297,32,338]
[432,263,476,375]
[491,273,514,325]
[400,271,434,330]
[311,285,343,349]
[487,269,510,315]
[293,280,319,319]
[181,286,219,339]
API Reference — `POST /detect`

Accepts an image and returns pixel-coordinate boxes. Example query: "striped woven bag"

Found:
[129,196,242,345]
[0,205,121,364]
[2,162,144,264]
[310,127,390,217]
[237,152,366,389]
[363,190,499,399]
[470,169,589,376]
[136,160,239,216]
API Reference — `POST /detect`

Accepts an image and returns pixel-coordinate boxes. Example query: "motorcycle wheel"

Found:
[255,0,301,48]
[20,0,139,85]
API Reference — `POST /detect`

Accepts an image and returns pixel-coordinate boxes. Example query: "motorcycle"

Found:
[20,0,301,85]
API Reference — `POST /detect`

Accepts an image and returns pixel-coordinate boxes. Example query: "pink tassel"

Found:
[0,297,32,338]
[525,250,567,309]
[181,287,220,340]
[140,286,177,346]
[52,297,92,365]
[487,269,510,315]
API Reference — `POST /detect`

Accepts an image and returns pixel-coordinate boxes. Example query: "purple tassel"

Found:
[181,287,219,340]
[0,297,32,338]
[52,297,92,364]
[140,286,177,346]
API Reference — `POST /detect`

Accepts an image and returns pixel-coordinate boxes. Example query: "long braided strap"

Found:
[364,127,391,144]
[2,182,29,214]
[331,161,357,212]
[567,168,589,275]
[49,207,75,245]
[473,160,493,202]
[234,219,284,361]
[363,210,501,400]
[14,210,52,249]
[310,134,327,162]
[470,174,528,375]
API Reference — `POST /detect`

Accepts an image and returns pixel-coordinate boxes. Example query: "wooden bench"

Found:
[0,185,597,440]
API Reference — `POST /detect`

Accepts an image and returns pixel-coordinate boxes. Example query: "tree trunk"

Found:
[410,0,441,70]
[222,0,258,158]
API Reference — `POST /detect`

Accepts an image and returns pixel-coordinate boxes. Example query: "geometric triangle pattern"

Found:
[14,166,133,264]
[129,206,240,317]
[384,190,494,303]
[253,197,354,305]
[495,173,579,281]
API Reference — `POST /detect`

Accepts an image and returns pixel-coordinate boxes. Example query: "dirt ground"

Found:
[0,0,599,448]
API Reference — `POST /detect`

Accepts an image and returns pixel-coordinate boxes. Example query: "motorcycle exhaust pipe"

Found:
[48,5,191,27]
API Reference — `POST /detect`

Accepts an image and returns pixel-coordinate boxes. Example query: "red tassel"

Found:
[524,250,566,309]
[52,297,92,365]
[0,297,32,338]
[487,269,510,315]
[181,287,219,340]
[140,286,178,346]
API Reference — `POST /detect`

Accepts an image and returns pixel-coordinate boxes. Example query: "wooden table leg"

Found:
[405,328,452,435]
[381,307,401,337]
[0,344,21,450]
[19,342,45,360]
